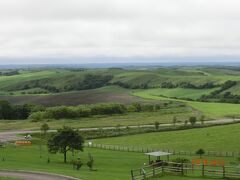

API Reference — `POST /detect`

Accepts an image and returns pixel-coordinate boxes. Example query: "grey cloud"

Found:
[0,0,240,62]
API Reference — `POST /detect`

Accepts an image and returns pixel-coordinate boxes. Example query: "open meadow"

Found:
[1,67,240,180]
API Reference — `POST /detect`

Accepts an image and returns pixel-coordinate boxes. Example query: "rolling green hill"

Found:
[93,123,240,151]
[1,66,240,107]
[132,90,240,118]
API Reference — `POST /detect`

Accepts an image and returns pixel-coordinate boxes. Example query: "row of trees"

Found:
[154,116,205,130]
[0,100,165,120]
[64,74,113,91]
[6,74,113,93]
[161,82,216,89]
[199,80,240,103]
[29,103,164,121]
[0,100,36,120]
[113,81,217,90]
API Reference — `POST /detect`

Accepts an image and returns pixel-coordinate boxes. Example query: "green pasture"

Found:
[132,90,240,118]
[0,108,194,131]
[92,123,240,152]
[0,143,235,180]
[132,88,217,100]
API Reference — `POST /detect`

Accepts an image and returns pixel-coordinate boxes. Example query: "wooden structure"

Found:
[145,151,172,164]
[131,161,240,180]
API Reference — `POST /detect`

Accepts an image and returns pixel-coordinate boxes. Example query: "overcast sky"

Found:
[1,0,240,64]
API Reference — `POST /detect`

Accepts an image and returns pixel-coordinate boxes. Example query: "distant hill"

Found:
[1,66,240,105]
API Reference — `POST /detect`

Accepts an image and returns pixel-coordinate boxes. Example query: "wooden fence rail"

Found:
[130,162,240,180]
[85,143,240,157]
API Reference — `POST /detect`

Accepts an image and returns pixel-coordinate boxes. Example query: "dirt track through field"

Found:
[0,170,79,180]
[0,118,239,142]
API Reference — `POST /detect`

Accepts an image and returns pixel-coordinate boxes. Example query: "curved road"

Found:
[0,170,79,180]
[0,118,239,142]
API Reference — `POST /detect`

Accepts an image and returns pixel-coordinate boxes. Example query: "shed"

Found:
[145,151,172,164]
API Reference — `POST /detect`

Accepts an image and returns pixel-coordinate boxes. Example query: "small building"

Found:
[145,151,172,164]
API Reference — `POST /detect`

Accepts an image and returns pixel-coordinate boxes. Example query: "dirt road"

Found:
[0,170,79,180]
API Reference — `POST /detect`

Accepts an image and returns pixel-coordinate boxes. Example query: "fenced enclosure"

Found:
[131,161,240,180]
[86,143,240,158]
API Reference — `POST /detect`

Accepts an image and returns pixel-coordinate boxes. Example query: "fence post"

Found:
[202,164,205,176]
[181,162,184,175]
[153,165,155,177]
[223,166,225,178]
[130,170,134,180]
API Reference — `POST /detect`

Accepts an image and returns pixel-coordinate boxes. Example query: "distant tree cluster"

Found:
[112,81,149,89]
[29,103,164,120]
[0,100,35,120]
[199,80,240,103]
[64,74,113,91]
[6,74,113,93]
[0,70,19,76]
[113,80,217,90]
[161,81,217,89]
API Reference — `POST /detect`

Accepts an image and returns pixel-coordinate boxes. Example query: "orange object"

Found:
[15,141,32,146]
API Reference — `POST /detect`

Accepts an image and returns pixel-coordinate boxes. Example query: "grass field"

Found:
[132,88,218,100]
[0,144,234,180]
[1,67,240,180]
[92,123,240,152]
[132,90,240,118]
[0,86,142,106]
[0,107,194,130]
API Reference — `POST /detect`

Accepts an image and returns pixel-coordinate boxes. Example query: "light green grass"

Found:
[0,109,194,131]
[133,88,217,100]
[132,90,240,118]
[92,123,240,152]
[0,145,233,180]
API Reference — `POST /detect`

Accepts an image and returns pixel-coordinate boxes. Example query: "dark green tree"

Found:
[47,126,84,163]
[0,100,13,119]
[196,148,205,159]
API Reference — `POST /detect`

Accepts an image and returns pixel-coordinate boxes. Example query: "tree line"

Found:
[29,103,164,121]
[6,74,113,93]
[113,81,217,89]
[0,100,37,120]
[198,80,240,103]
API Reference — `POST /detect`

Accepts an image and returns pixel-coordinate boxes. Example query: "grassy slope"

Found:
[2,67,240,93]
[92,123,240,151]
[133,88,218,100]
[0,86,141,106]
[0,145,231,180]
[132,90,240,118]
[0,107,194,130]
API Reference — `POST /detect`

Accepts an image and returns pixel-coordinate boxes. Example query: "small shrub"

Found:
[72,159,83,170]
[87,153,94,171]
[189,117,197,126]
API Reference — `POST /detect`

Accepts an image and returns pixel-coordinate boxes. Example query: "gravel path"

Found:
[0,118,239,142]
[0,170,79,180]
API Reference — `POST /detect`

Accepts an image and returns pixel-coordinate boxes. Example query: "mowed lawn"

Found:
[92,123,240,152]
[0,145,150,180]
[0,144,233,180]
[133,88,217,100]
[133,90,240,118]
